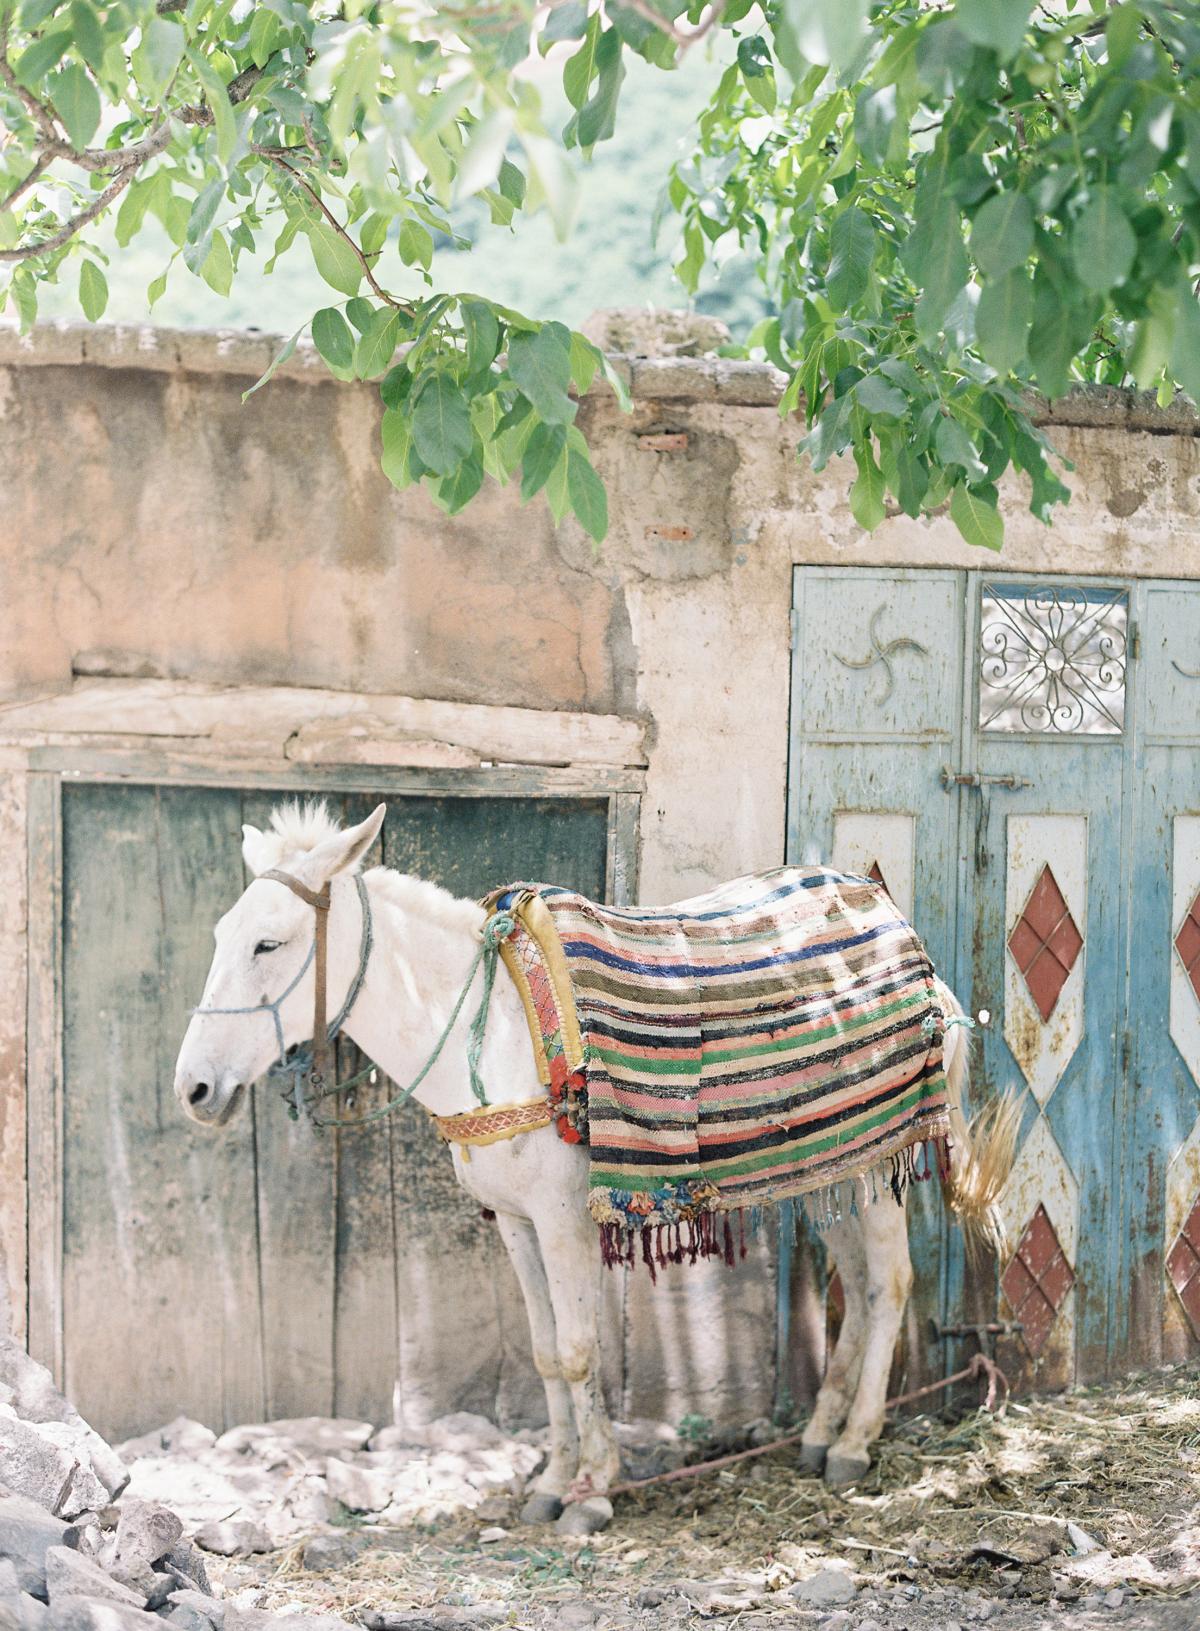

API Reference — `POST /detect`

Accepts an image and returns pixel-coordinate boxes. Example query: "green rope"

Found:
[309,911,516,1129]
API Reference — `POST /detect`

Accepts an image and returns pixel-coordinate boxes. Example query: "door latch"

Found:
[941,767,1032,791]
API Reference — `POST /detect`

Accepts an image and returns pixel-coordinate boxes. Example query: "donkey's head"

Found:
[174,801,386,1127]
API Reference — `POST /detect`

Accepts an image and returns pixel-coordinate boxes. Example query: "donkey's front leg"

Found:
[493,1211,580,1522]
[825,1191,912,1489]
[535,1207,620,1506]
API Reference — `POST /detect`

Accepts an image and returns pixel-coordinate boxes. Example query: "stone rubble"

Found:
[0,1339,365,1630]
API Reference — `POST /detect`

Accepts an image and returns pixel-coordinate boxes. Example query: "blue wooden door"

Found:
[952,577,1129,1391]
[789,567,1200,1393]
[789,567,966,1394]
[1120,580,1200,1372]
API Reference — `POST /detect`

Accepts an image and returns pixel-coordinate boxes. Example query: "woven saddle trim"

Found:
[432,1095,554,1149]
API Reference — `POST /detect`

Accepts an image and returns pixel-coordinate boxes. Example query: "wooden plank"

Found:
[58,784,212,1436]
[26,750,645,797]
[154,786,267,1428]
[606,792,640,907]
[0,773,29,1343]
[0,679,648,768]
[240,788,339,1420]
[24,773,62,1379]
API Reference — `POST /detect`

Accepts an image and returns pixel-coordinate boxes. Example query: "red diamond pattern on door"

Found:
[1166,1194,1200,1341]
[1001,1204,1076,1356]
[1176,891,1200,1005]
[866,860,893,900]
[1007,864,1085,1023]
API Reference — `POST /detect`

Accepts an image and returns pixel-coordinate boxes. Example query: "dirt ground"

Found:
[205,1363,1200,1631]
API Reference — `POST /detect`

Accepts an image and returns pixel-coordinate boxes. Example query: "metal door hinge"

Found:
[1130,622,1141,661]
[941,767,1032,791]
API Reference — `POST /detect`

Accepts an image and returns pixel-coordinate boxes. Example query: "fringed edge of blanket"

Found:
[591,1131,952,1282]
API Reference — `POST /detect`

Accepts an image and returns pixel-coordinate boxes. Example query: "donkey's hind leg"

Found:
[493,1211,579,1521]
[824,1189,912,1489]
[799,1212,869,1475]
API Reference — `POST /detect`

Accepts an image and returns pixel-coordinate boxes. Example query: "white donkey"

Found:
[174,802,1013,1522]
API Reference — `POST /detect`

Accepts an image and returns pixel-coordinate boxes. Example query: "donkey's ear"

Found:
[296,803,387,889]
[241,824,275,878]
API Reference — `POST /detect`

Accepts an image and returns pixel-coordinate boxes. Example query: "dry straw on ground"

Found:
[228,1364,1200,1626]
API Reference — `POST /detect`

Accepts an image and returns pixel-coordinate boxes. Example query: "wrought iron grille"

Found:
[978,584,1128,735]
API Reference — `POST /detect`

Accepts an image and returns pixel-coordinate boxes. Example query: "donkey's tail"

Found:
[935,978,1021,1261]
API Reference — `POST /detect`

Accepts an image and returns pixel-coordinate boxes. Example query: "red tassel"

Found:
[723,1217,735,1266]
[738,1210,747,1260]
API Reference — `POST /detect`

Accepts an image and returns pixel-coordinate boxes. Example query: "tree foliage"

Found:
[2,0,1199,549]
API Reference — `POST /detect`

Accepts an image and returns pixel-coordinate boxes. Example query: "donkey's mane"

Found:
[263,802,485,934]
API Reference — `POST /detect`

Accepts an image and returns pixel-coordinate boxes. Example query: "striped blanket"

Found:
[487,868,951,1270]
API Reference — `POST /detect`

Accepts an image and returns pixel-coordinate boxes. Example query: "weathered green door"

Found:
[58,782,613,1441]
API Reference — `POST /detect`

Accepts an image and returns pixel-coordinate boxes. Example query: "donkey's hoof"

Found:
[519,1492,564,1525]
[556,1496,613,1536]
[823,1452,870,1490]
[798,1441,829,1475]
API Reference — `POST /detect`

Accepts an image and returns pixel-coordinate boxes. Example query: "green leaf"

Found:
[827,207,876,311]
[955,0,1035,61]
[569,331,600,394]
[901,198,968,340]
[566,449,608,541]
[49,63,100,149]
[355,308,400,379]
[346,298,375,334]
[380,407,414,489]
[457,109,515,199]
[200,231,233,296]
[307,222,363,296]
[854,375,906,416]
[779,0,869,72]
[572,27,625,150]
[242,327,302,401]
[935,415,987,482]
[147,269,170,309]
[975,270,1033,374]
[1071,189,1136,294]
[563,13,602,110]
[398,219,434,271]
[543,0,589,43]
[437,454,485,515]
[312,307,355,371]
[949,481,1003,550]
[78,258,107,321]
[412,375,475,475]
[849,442,886,530]
[521,421,568,500]
[1171,284,1200,405]
[15,27,72,86]
[132,15,185,99]
[970,191,1034,279]
[508,324,576,424]
[462,299,501,375]
[187,49,237,167]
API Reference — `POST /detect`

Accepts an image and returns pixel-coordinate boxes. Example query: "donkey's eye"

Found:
[254,940,283,957]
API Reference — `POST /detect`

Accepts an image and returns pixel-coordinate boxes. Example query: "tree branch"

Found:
[0,164,137,260]
[0,148,52,212]
[262,152,414,314]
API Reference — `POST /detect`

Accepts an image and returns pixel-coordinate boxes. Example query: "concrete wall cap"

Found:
[1,320,1198,433]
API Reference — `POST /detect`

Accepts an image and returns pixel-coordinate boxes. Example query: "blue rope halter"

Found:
[190,872,373,1121]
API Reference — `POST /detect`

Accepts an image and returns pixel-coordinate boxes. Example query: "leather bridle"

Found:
[190,867,373,1117]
